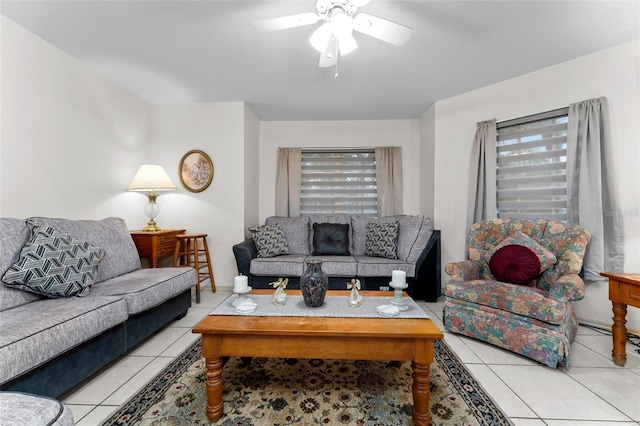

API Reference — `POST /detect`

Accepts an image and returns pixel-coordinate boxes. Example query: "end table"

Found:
[601,272,640,366]
[130,229,186,268]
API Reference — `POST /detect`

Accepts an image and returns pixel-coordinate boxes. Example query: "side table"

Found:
[130,229,186,268]
[601,272,640,366]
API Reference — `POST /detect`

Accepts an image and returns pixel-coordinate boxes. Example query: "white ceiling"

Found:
[1,0,639,121]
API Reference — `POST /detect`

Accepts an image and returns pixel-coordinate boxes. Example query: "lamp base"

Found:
[142,219,161,232]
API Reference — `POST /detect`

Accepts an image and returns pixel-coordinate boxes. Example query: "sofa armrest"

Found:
[232,238,257,277]
[548,274,585,301]
[413,230,441,301]
[445,260,483,281]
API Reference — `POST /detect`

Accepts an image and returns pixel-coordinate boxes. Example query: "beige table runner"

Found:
[209,294,429,319]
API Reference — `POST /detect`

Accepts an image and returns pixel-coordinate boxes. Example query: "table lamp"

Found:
[128,164,177,232]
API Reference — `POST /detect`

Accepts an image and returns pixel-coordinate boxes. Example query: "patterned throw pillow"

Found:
[365,222,400,259]
[485,231,557,274]
[2,226,105,298]
[249,224,290,258]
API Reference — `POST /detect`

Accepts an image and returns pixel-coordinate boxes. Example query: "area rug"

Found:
[102,338,512,426]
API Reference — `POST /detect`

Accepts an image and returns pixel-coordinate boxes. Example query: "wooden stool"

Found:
[173,233,215,303]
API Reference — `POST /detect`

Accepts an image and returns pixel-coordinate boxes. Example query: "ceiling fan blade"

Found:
[353,13,412,46]
[252,12,319,32]
[319,40,338,68]
[350,0,372,7]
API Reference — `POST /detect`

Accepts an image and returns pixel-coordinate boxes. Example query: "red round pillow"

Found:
[489,244,541,285]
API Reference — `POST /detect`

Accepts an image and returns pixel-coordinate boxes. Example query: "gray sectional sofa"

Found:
[233,214,441,301]
[0,216,196,398]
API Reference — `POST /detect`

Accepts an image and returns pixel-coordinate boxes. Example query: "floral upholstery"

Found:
[444,218,591,368]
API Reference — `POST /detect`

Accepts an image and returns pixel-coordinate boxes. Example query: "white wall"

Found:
[419,105,435,220]
[0,16,257,289]
[258,119,422,222]
[429,40,640,332]
[0,16,150,222]
[150,102,254,289]
[243,104,260,237]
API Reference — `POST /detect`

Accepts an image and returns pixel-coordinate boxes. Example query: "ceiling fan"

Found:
[252,0,413,69]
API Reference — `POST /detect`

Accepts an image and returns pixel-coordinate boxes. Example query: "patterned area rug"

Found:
[102,338,512,426]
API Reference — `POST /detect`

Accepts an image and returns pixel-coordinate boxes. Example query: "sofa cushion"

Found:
[26,217,141,283]
[250,255,307,277]
[0,218,31,280]
[444,279,569,325]
[0,392,75,426]
[249,224,289,258]
[3,227,105,298]
[0,286,43,313]
[264,216,310,255]
[0,218,43,312]
[0,295,128,384]
[485,231,557,274]
[352,215,433,262]
[403,216,434,264]
[352,216,396,256]
[312,223,350,256]
[489,244,540,286]
[354,256,415,278]
[89,267,196,315]
[365,222,399,259]
[307,256,357,277]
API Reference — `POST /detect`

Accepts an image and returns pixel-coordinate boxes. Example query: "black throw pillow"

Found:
[312,223,350,256]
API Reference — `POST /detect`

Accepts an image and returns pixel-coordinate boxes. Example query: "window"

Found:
[496,108,569,221]
[300,149,377,216]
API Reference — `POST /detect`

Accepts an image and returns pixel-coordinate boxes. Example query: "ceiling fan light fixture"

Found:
[309,22,333,52]
[338,33,358,56]
[325,38,337,58]
[330,8,354,40]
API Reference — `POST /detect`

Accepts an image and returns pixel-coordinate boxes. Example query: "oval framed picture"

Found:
[179,150,214,193]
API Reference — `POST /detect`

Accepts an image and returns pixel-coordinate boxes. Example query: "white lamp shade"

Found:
[128,164,177,192]
[309,22,333,52]
[338,33,358,56]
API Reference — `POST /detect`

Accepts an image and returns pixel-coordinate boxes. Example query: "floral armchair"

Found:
[443,218,591,368]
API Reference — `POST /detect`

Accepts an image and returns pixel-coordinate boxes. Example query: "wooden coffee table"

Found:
[192,290,443,425]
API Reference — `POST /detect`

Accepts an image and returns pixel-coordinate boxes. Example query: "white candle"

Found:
[234,275,248,292]
[391,270,406,287]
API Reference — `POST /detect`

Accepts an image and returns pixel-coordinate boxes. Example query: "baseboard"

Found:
[578,319,640,336]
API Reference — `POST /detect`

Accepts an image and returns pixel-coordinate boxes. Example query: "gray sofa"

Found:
[233,215,441,301]
[0,216,197,398]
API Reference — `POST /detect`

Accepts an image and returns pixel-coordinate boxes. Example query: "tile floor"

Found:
[61,288,640,425]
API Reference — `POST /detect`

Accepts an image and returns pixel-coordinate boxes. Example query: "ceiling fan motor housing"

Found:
[316,0,359,20]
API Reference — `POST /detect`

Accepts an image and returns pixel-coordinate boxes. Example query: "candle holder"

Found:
[232,286,253,307]
[389,280,409,311]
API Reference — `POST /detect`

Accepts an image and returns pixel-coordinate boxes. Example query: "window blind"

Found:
[300,149,377,216]
[496,108,569,221]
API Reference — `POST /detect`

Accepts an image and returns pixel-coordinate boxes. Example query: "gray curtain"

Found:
[274,147,302,217]
[468,119,497,229]
[567,97,624,280]
[375,146,403,216]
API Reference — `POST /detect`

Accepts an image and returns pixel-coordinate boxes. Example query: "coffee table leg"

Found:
[205,356,224,421]
[612,302,628,366]
[412,361,431,426]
